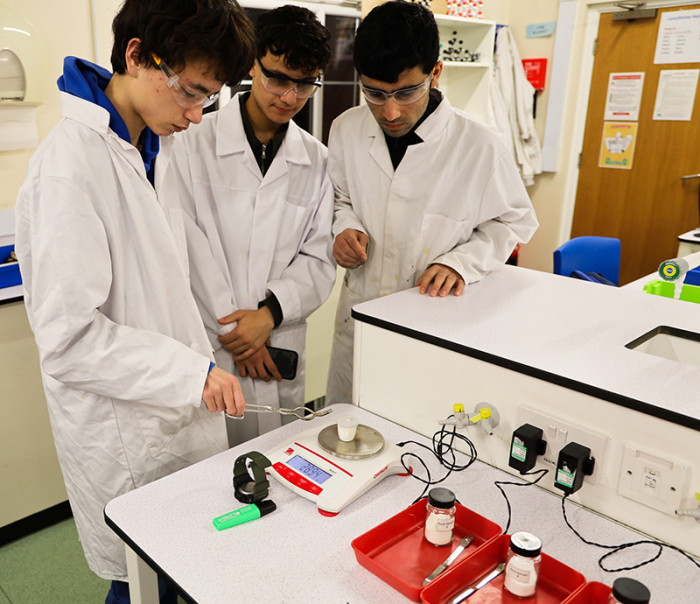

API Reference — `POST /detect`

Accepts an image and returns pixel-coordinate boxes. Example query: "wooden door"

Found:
[571,5,700,285]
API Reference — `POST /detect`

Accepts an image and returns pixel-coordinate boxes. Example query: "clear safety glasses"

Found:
[360,73,432,106]
[257,59,322,99]
[151,54,219,109]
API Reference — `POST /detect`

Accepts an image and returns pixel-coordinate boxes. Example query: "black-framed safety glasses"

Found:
[256,59,322,99]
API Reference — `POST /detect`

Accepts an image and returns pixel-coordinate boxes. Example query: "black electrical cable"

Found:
[494,468,549,534]
[397,419,478,504]
[561,494,700,571]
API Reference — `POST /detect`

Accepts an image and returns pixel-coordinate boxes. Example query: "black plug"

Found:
[554,442,595,495]
[508,424,547,474]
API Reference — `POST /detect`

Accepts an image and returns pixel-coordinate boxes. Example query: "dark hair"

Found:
[354,0,439,83]
[110,0,256,86]
[255,5,331,75]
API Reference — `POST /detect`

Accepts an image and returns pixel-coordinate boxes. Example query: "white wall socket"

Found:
[517,406,610,485]
[617,444,689,515]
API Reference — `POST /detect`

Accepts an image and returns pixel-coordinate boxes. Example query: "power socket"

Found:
[517,406,609,485]
[617,444,689,515]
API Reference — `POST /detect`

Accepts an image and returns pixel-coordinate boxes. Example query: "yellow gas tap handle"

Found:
[470,407,492,423]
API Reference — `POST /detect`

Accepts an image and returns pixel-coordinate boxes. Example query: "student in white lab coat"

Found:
[325,1,539,404]
[14,1,255,601]
[165,6,336,445]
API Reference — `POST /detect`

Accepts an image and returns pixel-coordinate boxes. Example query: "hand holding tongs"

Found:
[226,405,333,421]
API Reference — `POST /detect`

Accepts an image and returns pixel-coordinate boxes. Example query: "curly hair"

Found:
[354,0,439,83]
[255,5,331,75]
[110,0,256,86]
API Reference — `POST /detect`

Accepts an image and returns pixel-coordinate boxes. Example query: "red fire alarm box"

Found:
[522,58,547,91]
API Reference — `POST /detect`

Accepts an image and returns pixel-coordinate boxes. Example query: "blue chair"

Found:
[553,236,621,286]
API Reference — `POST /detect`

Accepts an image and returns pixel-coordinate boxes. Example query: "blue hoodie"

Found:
[58,57,159,185]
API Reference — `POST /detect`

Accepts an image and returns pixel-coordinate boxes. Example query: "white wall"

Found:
[0,0,600,276]
[1,1,97,209]
[502,1,700,273]
[496,1,562,273]
[0,0,124,209]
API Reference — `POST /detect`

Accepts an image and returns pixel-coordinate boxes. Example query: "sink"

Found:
[626,326,700,368]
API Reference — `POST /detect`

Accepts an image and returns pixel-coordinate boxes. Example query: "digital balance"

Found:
[266,418,406,515]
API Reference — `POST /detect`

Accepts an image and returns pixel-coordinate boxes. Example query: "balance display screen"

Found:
[287,455,332,484]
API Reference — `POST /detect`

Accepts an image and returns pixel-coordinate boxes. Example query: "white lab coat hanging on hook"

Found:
[491,25,542,186]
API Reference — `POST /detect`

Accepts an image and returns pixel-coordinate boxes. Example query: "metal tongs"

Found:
[226,405,333,421]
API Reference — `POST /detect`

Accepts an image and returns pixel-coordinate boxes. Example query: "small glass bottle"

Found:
[424,488,456,546]
[503,531,542,598]
[608,577,651,604]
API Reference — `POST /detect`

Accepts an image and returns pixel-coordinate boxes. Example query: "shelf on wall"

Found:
[434,12,495,122]
[442,61,490,68]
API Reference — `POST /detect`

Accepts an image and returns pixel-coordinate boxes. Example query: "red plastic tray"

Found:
[562,582,612,603]
[351,499,502,601]
[421,534,586,604]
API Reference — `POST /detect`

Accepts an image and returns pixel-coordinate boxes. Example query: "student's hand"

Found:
[333,228,369,268]
[235,347,282,383]
[416,264,465,297]
[202,366,245,416]
[217,308,274,359]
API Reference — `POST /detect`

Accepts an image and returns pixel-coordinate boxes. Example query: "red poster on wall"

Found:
[522,58,547,91]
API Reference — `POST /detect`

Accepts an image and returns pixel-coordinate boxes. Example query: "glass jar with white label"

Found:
[424,488,456,546]
[504,531,542,598]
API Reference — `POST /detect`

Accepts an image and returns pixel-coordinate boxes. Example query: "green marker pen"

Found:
[212,500,276,531]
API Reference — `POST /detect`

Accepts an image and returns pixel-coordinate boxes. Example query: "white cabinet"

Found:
[0,300,66,529]
[350,269,700,559]
[435,14,495,123]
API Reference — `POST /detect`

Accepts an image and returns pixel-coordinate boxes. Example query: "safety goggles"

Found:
[257,59,322,99]
[360,73,432,106]
[151,54,219,109]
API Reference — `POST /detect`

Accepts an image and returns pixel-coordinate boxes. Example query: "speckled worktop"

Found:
[352,265,700,431]
[105,405,698,603]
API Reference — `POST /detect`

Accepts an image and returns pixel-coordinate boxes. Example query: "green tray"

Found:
[643,279,700,304]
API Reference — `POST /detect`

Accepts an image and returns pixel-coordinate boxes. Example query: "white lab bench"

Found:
[105,404,699,604]
[677,229,700,256]
[351,265,700,558]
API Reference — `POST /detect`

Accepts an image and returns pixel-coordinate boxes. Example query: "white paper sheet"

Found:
[0,105,38,150]
[654,9,700,64]
[604,72,644,121]
[653,69,699,121]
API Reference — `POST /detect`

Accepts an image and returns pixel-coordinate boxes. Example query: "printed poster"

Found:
[604,72,644,121]
[654,9,700,64]
[599,122,638,170]
[653,69,699,120]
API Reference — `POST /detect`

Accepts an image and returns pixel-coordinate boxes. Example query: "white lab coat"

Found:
[491,25,542,187]
[325,93,538,404]
[15,92,227,581]
[164,93,335,443]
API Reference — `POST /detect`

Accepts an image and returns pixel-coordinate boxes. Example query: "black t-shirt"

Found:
[239,92,289,176]
[383,89,441,170]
